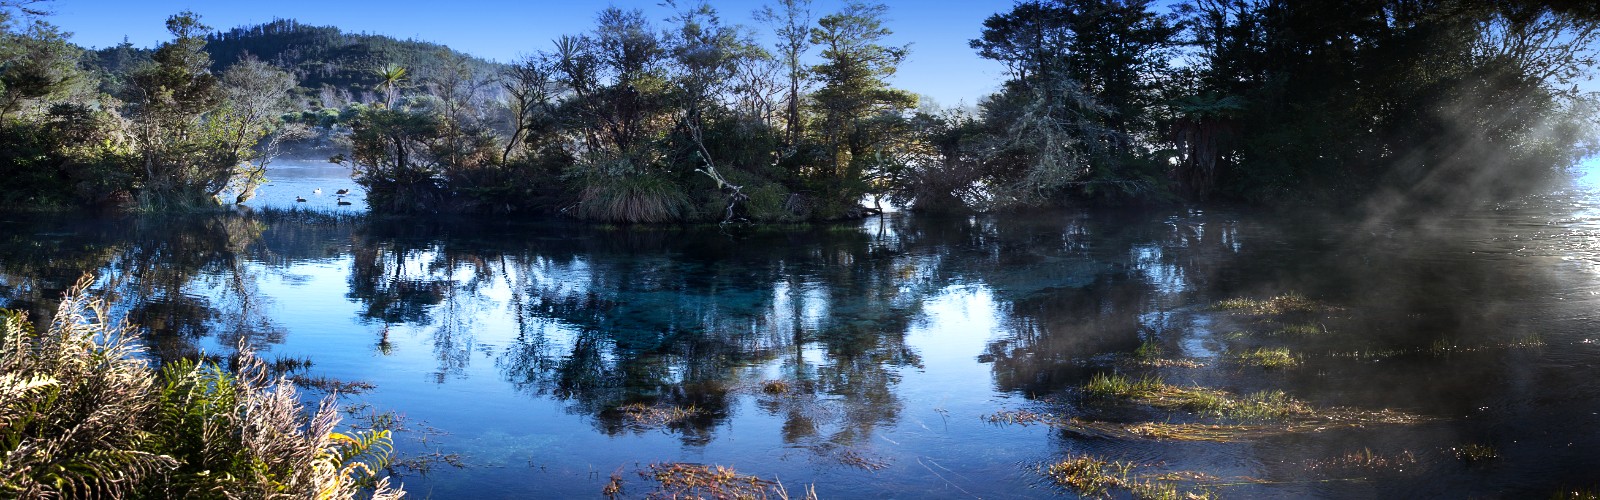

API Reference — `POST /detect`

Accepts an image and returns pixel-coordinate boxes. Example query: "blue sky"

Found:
[39,0,1028,107]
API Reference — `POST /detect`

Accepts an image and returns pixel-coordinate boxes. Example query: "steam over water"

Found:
[6,162,1600,497]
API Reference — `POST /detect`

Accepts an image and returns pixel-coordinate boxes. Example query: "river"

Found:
[3,160,1600,497]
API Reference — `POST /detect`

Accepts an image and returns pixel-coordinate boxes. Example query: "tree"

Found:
[755,0,812,146]
[217,56,298,203]
[807,2,915,216]
[375,63,407,108]
[0,19,81,119]
[127,10,227,207]
[500,56,557,164]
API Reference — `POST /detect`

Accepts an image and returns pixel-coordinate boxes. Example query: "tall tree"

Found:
[756,0,812,146]
[807,2,914,214]
[127,10,226,207]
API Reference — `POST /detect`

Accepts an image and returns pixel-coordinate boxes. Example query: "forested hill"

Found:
[87,18,502,94]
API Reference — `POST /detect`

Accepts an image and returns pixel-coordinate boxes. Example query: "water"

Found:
[5,161,1600,497]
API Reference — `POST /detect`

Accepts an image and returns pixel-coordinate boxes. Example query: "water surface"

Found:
[4,162,1600,497]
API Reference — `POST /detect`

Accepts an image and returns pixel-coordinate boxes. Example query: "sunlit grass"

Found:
[1211,292,1326,315]
[1043,454,1217,499]
[639,462,817,499]
[1083,373,1306,421]
[1123,341,1206,368]
[1272,323,1327,336]
[1234,347,1299,368]
[1080,373,1425,425]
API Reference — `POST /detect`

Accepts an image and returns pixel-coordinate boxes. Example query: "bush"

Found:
[575,171,690,224]
[0,277,403,499]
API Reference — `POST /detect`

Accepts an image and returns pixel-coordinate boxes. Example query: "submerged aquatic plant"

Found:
[1304,448,1419,473]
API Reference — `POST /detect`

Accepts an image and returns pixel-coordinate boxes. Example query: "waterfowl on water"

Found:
[337,200,353,206]
[296,196,307,202]
[335,188,350,195]
[312,188,322,195]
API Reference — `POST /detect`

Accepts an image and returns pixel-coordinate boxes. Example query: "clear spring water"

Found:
[5,161,1600,497]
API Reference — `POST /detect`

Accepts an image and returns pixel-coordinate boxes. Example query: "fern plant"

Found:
[0,277,405,499]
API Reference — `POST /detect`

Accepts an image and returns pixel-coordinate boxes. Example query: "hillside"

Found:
[86,18,503,97]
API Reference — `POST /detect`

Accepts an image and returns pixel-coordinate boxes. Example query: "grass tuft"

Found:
[1080,373,1424,425]
[1234,347,1299,368]
[1044,454,1216,499]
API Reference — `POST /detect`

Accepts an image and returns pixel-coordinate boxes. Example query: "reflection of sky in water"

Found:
[11,159,1600,497]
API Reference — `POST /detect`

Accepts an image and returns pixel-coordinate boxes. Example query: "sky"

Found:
[35,0,1024,108]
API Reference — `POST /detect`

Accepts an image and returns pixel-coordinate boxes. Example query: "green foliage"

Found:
[0,284,173,498]
[575,169,691,224]
[0,278,404,499]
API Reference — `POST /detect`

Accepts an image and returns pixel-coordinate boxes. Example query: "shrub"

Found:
[0,277,403,499]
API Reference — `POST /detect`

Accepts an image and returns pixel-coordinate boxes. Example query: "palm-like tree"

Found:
[375,63,407,107]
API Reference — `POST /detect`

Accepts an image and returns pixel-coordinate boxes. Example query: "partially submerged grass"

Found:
[290,374,377,394]
[1432,334,1546,355]
[982,409,1059,426]
[1555,487,1600,499]
[1060,419,1285,442]
[1453,443,1499,463]
[641,462,781,499]
[1234,347,1299,368]
[1272,323,1327,336]
[1044,454,1217,499]
[1304,448,1418,473]
[618,402,703,428]
[1212,293,1327,316]
[761,379,791,394]
[1083,373,1308,421]
[1121,341,1206,368]
[1081,373,1425,425]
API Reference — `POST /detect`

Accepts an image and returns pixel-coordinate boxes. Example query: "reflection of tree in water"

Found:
[0,211,341,362]
[435,222,935,449]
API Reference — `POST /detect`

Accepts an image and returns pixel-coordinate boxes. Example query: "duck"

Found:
[335,188,350,195]
[337,200,353,206]
[295,196,307,202]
